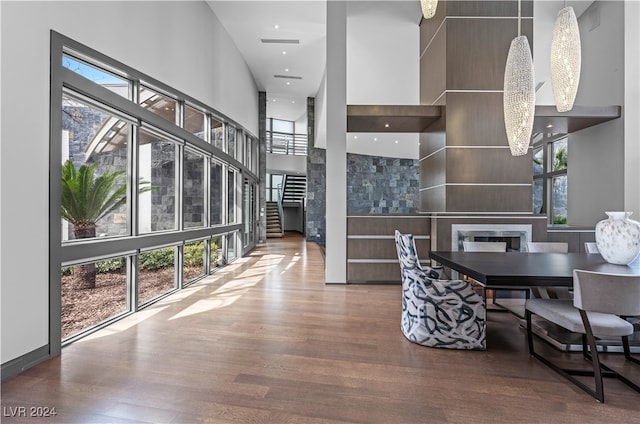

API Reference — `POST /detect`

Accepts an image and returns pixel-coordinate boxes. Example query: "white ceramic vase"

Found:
[595,211,640,265]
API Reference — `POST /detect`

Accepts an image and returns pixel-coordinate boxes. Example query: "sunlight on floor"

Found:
[167,254,286,320]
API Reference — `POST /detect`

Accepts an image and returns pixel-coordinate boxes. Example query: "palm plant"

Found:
[61,159,151,289]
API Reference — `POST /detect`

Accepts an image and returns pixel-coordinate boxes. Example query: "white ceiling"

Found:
[207,0,595,124]
[206,1,327,123]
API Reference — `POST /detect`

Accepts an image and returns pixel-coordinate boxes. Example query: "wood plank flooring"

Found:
[2,233,640,423]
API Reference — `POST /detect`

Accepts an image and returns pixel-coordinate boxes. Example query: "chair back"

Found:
[584,242,600,254]
[463,241,506,252]
[394,231,422,278]
[526,242,568,253]
[573,269,640,316]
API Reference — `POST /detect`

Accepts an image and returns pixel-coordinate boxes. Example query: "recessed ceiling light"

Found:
[395,140,399,144]
[354,135,358,139]
[274,24,279,29]
[285,68,289,72]
[374,137,378,141]
[286,82,290,85]
[282,51,287,55]
[272,99,277,102]
[384,123,390,128]
[546,124,553,128]
[291,100,295,104]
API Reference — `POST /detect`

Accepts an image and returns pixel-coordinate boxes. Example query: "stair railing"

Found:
[276,183,284,232]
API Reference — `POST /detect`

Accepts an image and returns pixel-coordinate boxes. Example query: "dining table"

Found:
[428,250,640,288]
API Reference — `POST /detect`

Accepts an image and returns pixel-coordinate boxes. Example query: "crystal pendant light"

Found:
[550,6,581,112]
[503,1,535,157]
[420,0,438,19]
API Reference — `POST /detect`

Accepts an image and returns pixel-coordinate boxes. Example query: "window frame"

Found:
[50,31,259,352]
[532,133,568,225]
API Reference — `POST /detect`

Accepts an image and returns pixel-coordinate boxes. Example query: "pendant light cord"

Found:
[517,0,521,37]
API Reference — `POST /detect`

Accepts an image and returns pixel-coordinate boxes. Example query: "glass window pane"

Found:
[552,175,567,224]
[210,236,223,270]
[61,95,129,241]
[227,232,238,262]
[228,169,236,224]
[61,256,129,340]
[138,246,176,305]
[552,138,568,171]
[63,54,130,98]
[211,117,224,151]
[183,149,205,229]
[272,118,294,133]
[210,161,223,225]
[533,179,544,214]
[227,125,236,159]
[139,128,177,233]
[140,86,177,124]
[533,147,544,176]
[183,240,205,284]
[184,104,205,140]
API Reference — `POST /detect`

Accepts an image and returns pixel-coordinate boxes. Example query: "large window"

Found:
[52,33,259,346]
[533,135,568,225]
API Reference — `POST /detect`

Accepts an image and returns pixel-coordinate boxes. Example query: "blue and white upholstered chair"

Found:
[394,230,486,350]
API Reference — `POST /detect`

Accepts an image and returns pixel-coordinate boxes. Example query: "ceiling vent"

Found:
[260,39,300,44]
[274,74,303,80]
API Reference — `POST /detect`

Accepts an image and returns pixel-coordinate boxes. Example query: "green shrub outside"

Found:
[184,241,205,268]
[139,247,175,271]
[96,257,126,273]
[553,215,568,225]
[64,242,210,275]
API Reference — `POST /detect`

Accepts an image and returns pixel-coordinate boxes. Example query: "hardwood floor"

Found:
[2,233,639,423]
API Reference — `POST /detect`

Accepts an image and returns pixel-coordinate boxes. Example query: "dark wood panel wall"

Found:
[419,0,534,214]
[347,215,431,283]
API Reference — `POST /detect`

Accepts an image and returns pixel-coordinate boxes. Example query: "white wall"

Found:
[345,1,420,159]
[266,153,307,175]
[533,1,627,226]
[567,1,625,226]
[1,1,258,364]
[624,0,640,218]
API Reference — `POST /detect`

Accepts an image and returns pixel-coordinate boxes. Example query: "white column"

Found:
[325,1,347,283]
[625,0,640,216]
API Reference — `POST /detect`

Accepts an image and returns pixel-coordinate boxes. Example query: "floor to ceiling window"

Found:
[52,32,259,345]
[533,134,568,225]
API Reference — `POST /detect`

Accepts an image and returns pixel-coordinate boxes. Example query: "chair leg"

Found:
[579,310,605,403]
[526,309,535,355]
[623,335,640,366]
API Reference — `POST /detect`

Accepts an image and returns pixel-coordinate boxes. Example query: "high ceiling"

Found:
[206,1,595,125]
[207,1,327,123]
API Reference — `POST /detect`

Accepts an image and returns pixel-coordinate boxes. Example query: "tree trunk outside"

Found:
[73,224,97,290]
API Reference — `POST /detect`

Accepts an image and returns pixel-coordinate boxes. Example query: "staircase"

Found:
[282,175,306,204]
[266,201,283,238]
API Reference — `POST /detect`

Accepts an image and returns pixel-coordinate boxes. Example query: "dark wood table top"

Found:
[429,251,640,287]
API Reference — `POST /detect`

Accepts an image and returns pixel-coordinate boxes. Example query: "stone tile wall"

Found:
[347,154,419,214]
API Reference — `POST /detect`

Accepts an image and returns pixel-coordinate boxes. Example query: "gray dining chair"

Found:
[525,269,640,403]
[584,242,600,254]
[461,241,526,316]
[526,241,570,299]
[462,241,507,252]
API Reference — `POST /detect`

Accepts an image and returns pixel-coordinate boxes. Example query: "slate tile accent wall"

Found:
[305,97,326,246]
[347,154,419,214]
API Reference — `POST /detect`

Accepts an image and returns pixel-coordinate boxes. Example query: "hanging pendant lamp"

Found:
[420,0,438,19]
[550,6,581,112]
[503,1,535,157]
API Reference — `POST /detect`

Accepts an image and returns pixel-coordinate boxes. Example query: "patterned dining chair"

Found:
[394,230,486,350]
[525,269,640,402]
